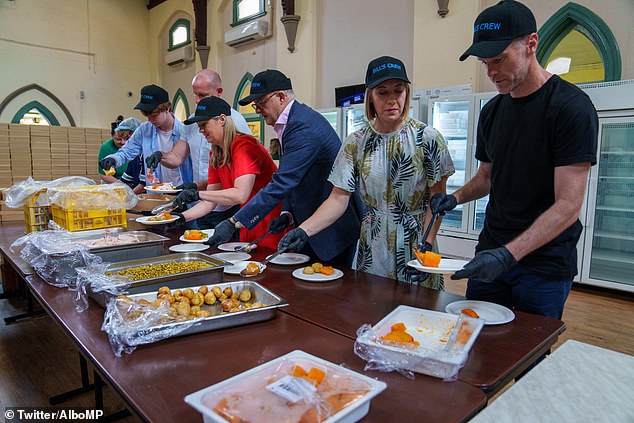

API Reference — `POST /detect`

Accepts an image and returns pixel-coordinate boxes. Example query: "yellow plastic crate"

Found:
[23,189,51,233]
[48,185,127,232]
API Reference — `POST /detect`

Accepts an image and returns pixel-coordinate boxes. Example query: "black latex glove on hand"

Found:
[99,157,116,172]
[204,219,236,246]
[405,267,430,284]
[268,214,292,234]
[170,212,186,227]
[278,228,308,252]
[173,189,199,209]
[175,182,198,190]
[430,193,457,216]
[145,151,163,170]
[451,246,517,282]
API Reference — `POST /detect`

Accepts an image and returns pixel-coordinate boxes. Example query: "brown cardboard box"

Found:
[132,193,173,213]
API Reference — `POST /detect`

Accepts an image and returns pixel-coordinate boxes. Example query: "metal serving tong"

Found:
[151,202,178,215]
[239,247,288,277]
[415,212,440,256]
[235,231,272,252]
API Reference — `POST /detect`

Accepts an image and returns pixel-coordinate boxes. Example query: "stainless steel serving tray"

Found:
[69,229,169,262]
[90,252,228,306]
[123,280,288,338]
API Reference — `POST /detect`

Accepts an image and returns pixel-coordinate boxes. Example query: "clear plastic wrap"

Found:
[10,229,104,288]
[72,263,132,313]
[47,182,137,211]
[185,350,386,423]
[353,305,483,382]
[101,296,201,357]
[5,176,96,208]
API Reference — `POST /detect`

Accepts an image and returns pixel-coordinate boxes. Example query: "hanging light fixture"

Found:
[437,0,449,18]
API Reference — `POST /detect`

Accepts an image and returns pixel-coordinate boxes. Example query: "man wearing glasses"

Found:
[206,69,361,267]
[99,84,193,186]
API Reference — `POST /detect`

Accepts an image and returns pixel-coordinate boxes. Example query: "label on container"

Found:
[266,375,316,403]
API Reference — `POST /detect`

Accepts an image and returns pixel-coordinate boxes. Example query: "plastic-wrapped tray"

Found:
[121,280,288,336]
[69,228,169,262]
[355,305,483,379]
[185,350,386,423]
[89,252,228,307]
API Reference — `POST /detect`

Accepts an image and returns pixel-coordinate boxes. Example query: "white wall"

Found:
[0,0,151,127]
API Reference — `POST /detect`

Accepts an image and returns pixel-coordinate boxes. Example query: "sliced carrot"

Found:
[306,367,326,387]
[292,365,308,378]
[319,266,334,276]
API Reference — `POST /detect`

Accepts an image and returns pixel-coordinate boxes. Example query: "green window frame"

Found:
[172,88,190,119]
[168,18,191,51]
[234,72,264,144]
[232,0,266,27]
[536,3,621,82]
[11,101,60,126]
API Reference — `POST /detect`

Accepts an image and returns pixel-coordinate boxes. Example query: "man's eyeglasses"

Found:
[251,92,278,111]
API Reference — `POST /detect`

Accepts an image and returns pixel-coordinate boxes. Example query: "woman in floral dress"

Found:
[278,56,454,288]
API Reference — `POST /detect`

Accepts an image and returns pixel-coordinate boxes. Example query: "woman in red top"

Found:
[177,96,283,249]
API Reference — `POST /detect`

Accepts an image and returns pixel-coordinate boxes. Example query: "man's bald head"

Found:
[192,69,223,103]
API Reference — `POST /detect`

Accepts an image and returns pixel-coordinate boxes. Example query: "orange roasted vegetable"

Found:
[381,322,420,346]
[461,308,479,318]
[319,266,335,276]
[244,262,261,275]
[292,365,326,387]
[413,247,441,267]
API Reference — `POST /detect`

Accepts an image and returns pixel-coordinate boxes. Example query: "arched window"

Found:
[232,0,266,27]
[234,72,264,143]
[537,3,621,83]
[172,88,190,122]
[169,18,191,51]
[12,101,59,126]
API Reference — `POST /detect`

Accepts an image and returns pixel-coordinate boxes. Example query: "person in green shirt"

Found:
[98,117,140,182]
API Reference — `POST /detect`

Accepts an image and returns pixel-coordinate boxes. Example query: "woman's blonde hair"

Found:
[364,81,412,123]
[210,115,242,168]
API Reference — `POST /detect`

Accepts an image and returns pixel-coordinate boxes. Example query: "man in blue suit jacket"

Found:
[206,70,360,265]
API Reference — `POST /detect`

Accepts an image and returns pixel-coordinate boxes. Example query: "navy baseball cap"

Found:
[459,0,536,61]
[365,56,410,89]
[134,84,169,111]
[184,96,231,124]
[238,70,292,106]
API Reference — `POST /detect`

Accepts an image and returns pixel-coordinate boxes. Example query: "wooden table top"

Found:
[25,273,486,423]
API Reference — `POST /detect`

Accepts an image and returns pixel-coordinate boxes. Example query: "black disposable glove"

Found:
[145,151,163,170]
[278,228,308,252]
[430,193,457,216]
[268,213,292,234]
[173,189,199,209]
[204,219,236,246]
[405,267,430,284]
[99,157,117,172]
[451,246,517,282]
[170,212,186,227]
[175,182,198,190]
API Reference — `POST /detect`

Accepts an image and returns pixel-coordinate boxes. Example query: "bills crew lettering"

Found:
[474,22,502,32]
[372,63,402,74]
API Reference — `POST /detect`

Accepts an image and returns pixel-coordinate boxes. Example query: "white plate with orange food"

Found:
[445,300,515,325]
[144,183,182,194]
[292,266,343,282]
[179,229,214,243]
[135,214,179,225]
[224,260,266,275]
[406,258,469,274]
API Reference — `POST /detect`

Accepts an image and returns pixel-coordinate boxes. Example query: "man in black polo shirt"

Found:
[430,0,598,319]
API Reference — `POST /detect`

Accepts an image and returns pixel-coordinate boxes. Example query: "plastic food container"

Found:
[355,305,483,379]
[185,350,386,423]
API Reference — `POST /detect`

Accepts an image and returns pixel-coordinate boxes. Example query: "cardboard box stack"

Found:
[9,124,32,183]
[0,124,10,187]
[86,128,104,181]
[30,125,52,181]
[0,187,24,224]
[68,127,86,177]
[50,126,69,179]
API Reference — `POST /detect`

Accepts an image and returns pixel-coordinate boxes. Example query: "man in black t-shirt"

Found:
[430,0,598,319]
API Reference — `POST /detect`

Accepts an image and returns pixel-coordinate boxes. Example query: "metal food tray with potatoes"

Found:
[89,252,229,307]
[69,228,169,262]
[122,280,288,337]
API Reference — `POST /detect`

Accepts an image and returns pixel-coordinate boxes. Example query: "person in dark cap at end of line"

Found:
[430,0,598,319]
[205,69,361,267]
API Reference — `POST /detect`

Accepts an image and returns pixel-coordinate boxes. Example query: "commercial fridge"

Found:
[342,101,420,139]
[317,107,343,141]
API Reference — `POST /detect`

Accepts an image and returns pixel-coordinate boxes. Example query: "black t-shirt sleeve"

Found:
[552,92,598,167]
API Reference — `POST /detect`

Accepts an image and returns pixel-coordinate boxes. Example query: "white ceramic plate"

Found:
[406,258,469,274]
[217,242,257,252]
[224,260,266,275]
[210,252,251,263]
[179,229,215,243]
[135,215,179,225]
[168,243,209,253]
[144,186,182,195]
[265,253,310,266]
[445,300,515,325]
[292,267,344,282]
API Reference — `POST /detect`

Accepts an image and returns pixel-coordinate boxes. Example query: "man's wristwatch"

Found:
[229,216,243,229]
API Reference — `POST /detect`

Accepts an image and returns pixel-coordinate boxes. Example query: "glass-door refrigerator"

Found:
[582,114,634,292]
[317,107,343,141]
[343,102,420,140]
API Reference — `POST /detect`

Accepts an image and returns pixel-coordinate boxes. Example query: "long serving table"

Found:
[0,219,566,421]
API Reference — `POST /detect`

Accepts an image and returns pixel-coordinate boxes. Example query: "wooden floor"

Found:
[0,279,632,422]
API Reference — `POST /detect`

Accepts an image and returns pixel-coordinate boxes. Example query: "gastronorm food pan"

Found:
[89,252,228,307]
[121,280,288,337]
[69,229,169,262]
